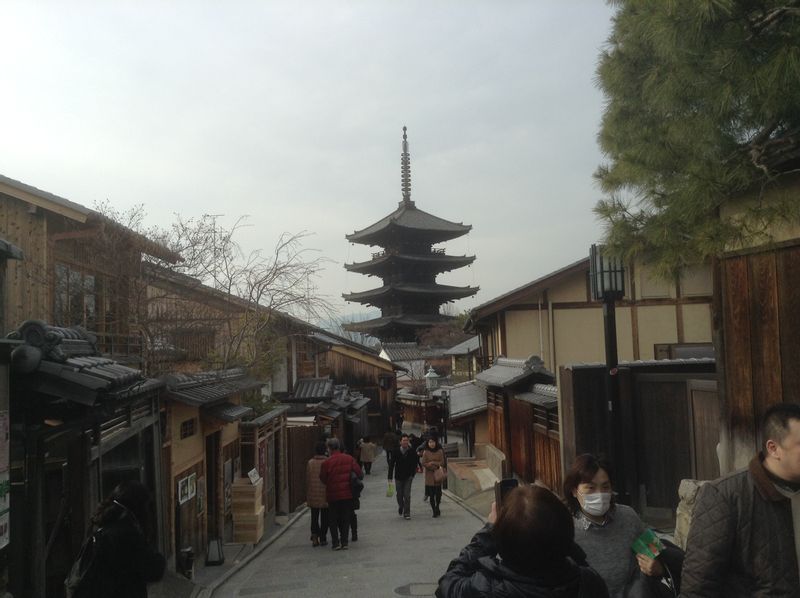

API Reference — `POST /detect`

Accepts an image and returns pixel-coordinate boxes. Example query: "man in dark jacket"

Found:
[388,433,419,519]
[319,437,362,551]
[680,402,800,597]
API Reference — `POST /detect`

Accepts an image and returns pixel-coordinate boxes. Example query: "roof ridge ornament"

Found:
[401,126,414,207]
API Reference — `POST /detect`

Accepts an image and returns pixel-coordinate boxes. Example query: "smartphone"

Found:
[494,478,519,507]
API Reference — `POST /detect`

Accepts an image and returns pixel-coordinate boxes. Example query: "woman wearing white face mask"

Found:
[564,454,660,598]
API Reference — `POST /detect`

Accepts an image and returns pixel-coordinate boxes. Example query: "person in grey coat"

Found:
[564,454,656,598]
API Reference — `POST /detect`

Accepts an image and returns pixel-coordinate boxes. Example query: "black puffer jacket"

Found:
[75,508,166,598]
[436,524,609,598]
[680,454,800,597]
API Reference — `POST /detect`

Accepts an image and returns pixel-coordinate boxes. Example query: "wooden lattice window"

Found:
[54,263,99,329]
[180,418,196,439]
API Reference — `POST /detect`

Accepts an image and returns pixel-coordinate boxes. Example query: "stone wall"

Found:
[475,442,505,480]
[673,478,708,549]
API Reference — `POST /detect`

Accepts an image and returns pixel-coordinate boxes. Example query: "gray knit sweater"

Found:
[573,504,647,598]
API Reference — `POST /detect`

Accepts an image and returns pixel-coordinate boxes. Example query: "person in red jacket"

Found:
[319,437,363,551]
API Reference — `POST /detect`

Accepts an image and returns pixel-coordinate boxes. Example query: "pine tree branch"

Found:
[747,6,800,40]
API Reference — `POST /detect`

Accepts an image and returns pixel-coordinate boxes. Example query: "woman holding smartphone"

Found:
[436,485,608,597]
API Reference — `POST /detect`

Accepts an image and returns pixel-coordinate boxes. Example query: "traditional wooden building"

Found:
[280,378,371,452]
[440,381,488,457]
[278,328,398,437]
[6,322,164,598]
[380,342,427,391]
[465,257,714,373]
[475,357,556,481]
[715,175,800,472]
[465,256,715,494]
[444,336,481,383]
[239,406,289,540]
[0,174,180,344]
[343,128,478,342]
[0,238,22,596]
[161,369,260,568]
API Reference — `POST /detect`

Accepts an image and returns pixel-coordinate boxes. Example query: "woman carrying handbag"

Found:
[422,436,446,517]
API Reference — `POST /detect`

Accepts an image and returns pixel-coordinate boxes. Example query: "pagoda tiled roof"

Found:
[343,313,454,334]
[380,342,427,362]
[343,282,479,306]
[346,201,471,246]
[345,251,475,276]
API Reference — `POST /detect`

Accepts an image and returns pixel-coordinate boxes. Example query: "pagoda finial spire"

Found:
[401,125,413,206]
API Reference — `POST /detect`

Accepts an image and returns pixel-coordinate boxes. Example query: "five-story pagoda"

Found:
[343,127,478,342]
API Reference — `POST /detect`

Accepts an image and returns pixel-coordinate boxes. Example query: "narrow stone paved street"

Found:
[210,454,484,597]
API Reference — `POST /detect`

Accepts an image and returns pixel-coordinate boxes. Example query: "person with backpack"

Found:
[66,480,166,598]
[436,485,609,597]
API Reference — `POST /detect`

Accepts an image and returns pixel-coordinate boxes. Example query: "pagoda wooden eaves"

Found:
[345,201,472,247]
[344,251,476,276]
[342,282,479,307]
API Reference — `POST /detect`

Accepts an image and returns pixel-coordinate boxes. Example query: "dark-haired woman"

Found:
[564,454,656,598]
[422,436,446,517]
[71,480,166,597]
[436,485,609,598]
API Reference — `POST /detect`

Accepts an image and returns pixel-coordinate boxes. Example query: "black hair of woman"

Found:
[93,480,155,538]
[425,436,442,451]
[562,453,615,516]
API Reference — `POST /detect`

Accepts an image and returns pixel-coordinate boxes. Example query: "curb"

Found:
[442,488,489,524]
[193,506,309,598]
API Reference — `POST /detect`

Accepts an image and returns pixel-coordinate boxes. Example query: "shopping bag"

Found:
[386,481,395,497]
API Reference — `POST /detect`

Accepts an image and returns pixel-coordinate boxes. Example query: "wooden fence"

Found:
[719,244,800,466]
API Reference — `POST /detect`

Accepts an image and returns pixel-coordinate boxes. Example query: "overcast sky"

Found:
[0,1,616,322]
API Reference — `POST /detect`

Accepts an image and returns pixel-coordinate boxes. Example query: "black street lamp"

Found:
[441,388,450,444]
[589,244,625,466]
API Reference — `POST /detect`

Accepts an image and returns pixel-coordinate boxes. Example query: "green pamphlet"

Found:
[631,528,664,559]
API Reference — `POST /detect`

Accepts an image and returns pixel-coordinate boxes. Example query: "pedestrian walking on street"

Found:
[422,436,446,517]
[681,402,800,597]
[66,480,166,598]
[319,437,362,551]
[564,454,655,598]
[353,437,362,468]
[388,433,419,519]
[436,485,609,598]
[305,441,329,547]
[383,428,399,466]
[350,494,360,543]
[359,436,377,474]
